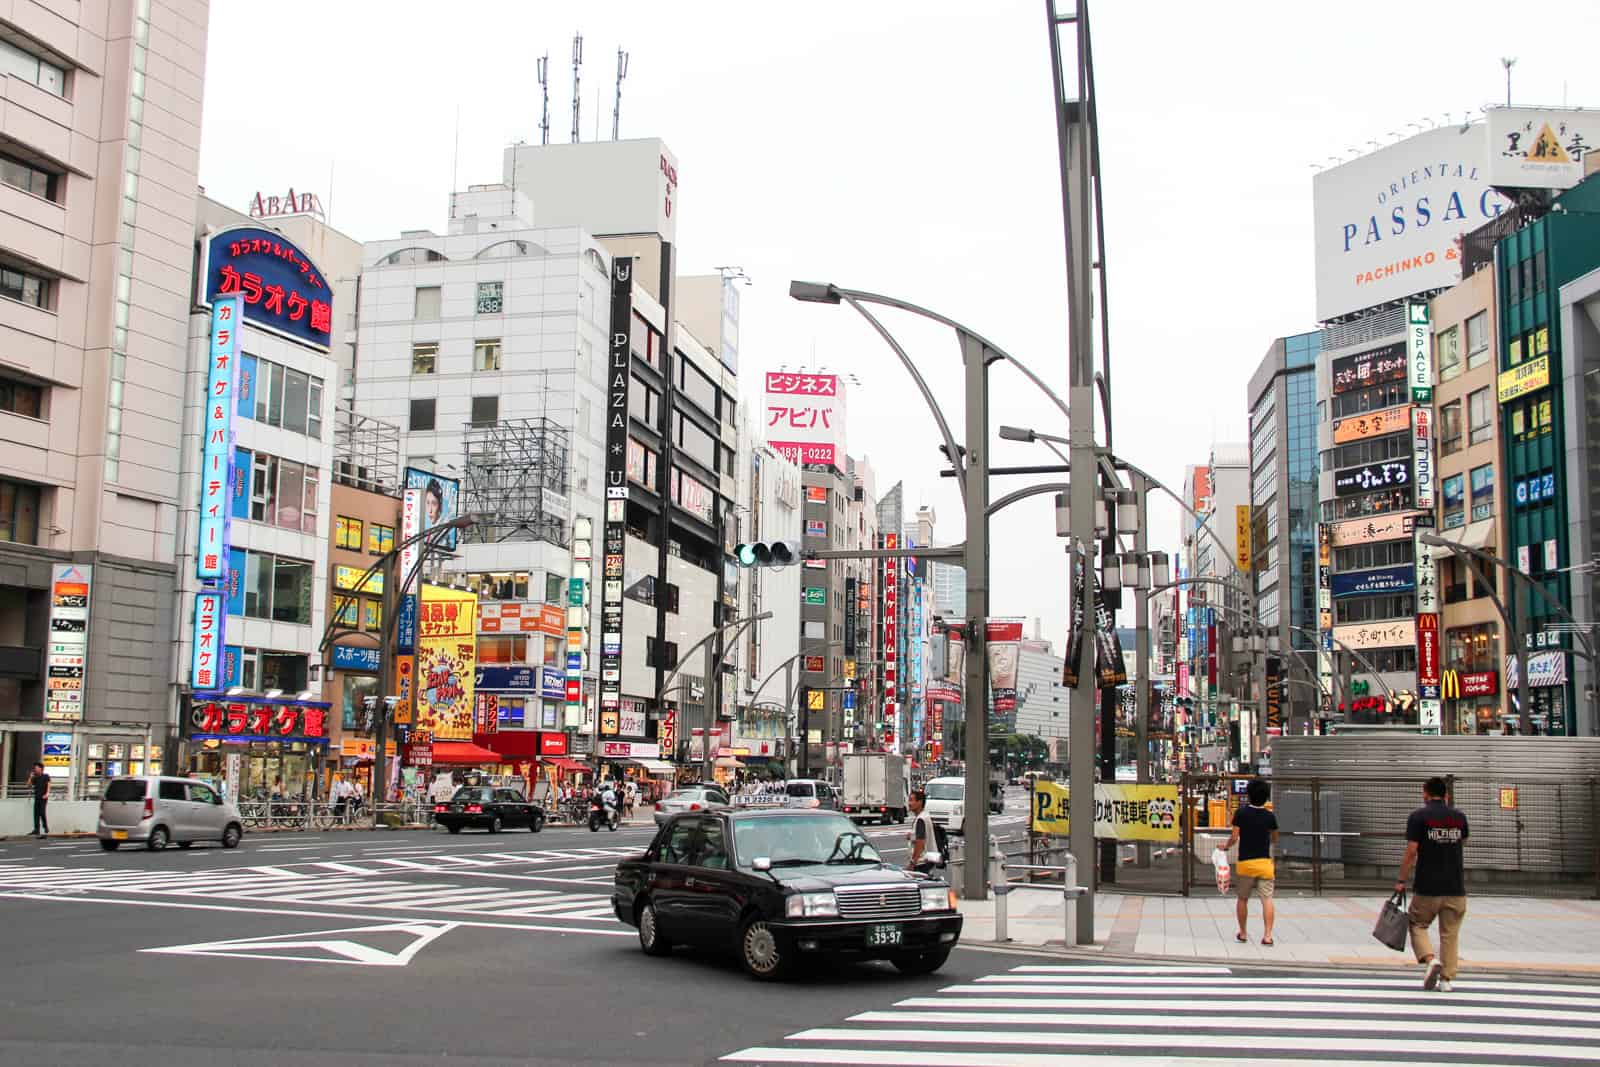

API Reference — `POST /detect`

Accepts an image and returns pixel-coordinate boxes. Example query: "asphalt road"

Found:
[1,797,1595,1066]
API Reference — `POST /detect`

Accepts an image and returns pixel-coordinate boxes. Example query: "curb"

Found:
[962,938,1600,981]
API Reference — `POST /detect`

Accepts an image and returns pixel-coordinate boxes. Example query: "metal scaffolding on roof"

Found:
[461,417,571,547]
[333,406,401,495]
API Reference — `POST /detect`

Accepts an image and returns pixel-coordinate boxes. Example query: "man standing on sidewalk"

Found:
[1396,776,1469,991]
[27,762,50,837]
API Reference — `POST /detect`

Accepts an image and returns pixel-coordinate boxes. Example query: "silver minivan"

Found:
[97,776,244,851]
[784,778,839,811]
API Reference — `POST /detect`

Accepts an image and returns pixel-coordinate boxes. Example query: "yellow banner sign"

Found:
[1234,505,1252,573]
[1029,782,1180,842]
[1332,404,1410,444]
[415,586,478,740]
[1498,354,1550,403]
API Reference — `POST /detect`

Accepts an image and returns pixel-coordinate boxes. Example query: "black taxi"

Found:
[613,808,961,980]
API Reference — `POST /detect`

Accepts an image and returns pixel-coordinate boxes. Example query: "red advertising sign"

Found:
[804,655,825,672]
[1416,613,1441,688]
[537,731,568,756]
[189,700,328,740]
[883,533,899,725]
[659,709,676,759]
[1461,671,1498,697]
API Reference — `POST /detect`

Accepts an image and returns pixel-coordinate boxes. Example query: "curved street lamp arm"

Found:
[835,292,967,507]
[987,481,1071,518]
[1113,456,1244,581]
[654,611,773,707]
[1442,540,1597,659]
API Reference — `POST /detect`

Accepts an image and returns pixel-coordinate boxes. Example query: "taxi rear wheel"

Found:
[638,900,673,957]
[739,919,792,980]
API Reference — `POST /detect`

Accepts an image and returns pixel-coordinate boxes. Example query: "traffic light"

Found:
[734,539,801,568]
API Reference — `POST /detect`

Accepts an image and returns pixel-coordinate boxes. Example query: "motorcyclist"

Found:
[590,780,619,824]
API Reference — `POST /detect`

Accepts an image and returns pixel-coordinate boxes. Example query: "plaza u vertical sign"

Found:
[600,258,635,734]
[882,533,899,745]
[191,294,242,690]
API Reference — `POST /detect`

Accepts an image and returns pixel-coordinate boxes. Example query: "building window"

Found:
[470,395,499,426]
[476,281,503,314]
[0,477,41,544]
[249,454,319,534]
[237,648,308,693]
[1442,474,1465,529]
[1439,401,1463,455]
[1465,312,1489,369]
[1446,623,1498,672]
[0,375,43,418]
[0,265,49,309]
[240,551,314,625]
[0,38,66,97]
[367,523,394,555]
[0,152,58,201]
[467,571,530,600]
[409,398,436,432]
[1435,326,1461,382]
[544,572,564,604]
[412,342,438,375]
[1470,464,1494,522]
[1467,387,1493,445]
[473,339,502,371]
[478,635,527,665]
[414,286,441,319]
[249,357,324,439]
[335,516,363,550]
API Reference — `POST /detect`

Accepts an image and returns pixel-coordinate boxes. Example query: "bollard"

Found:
[990,834,1009,943]
[1061,851,1079,945]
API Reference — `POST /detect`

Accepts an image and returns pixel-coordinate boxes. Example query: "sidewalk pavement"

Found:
[957,886,1600,975]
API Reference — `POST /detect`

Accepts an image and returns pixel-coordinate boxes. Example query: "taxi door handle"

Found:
[685,876,697,888]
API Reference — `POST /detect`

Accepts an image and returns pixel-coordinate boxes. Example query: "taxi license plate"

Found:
[865,923,902,947]
[111,831,128,840]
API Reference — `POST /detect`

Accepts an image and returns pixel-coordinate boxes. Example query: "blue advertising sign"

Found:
[397,595,418,654]
[566,651,583,673]
[224,645,242,689]
[224,548,246,617]
[843,691,856,710]
[202,227,333,351]
[540,666,565,701]
[405,466,461,550]
[476,666,540,691]
[1331,564,1415,599]
[236,353,256,418]
[332,645,382,672]
[197,294,242,580]
[230,447,251,519]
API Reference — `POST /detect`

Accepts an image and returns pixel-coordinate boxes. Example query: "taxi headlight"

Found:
[920,886,957,912]
[784,892,839,918]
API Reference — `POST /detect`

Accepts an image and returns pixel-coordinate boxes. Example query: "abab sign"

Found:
[201,227,332,351]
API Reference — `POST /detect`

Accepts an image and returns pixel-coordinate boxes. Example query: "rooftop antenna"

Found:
[612,47,629,140]
[570,32,583,144]
[536,53,550,145]
[1501,57,1517,106]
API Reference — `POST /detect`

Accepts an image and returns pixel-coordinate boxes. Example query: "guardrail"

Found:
[987,835,1089,945]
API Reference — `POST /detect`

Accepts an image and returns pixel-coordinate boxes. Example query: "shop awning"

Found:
[1439,519,1496,551]
[429,741,505,765]
[629,759,676,776]
[714,756,745,769]
[543,757,590,774]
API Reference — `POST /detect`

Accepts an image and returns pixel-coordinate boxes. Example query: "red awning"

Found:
[428,741,505,765]
[543,757,590,774]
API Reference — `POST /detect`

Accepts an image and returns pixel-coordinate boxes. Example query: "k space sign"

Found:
[1313,125,1508,321]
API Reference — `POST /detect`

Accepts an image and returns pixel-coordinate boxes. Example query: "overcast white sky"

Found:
[199,1,1600,644]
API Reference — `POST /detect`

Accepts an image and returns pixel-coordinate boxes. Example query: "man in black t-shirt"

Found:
[1225,778,1279,945]
[1396,776,1470,991]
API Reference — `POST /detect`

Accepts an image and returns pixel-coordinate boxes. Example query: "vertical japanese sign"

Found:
[600,258,634,720]
[46,564,91,721]
[567,518,591,730]
[397,487,422,654]
[1411,406,1435,513]
[1235,505,1252,573]
[1407,300,1433,404]
[190,591,225,691]
[1415,526,1441,730]
[883,533,899,734]
[1264,656,1282,733]
[198,294,242,580]
[416,586,478,741]
[986,618,1023,713]
[1317,522,1334,709]
[1063,549,1088,688]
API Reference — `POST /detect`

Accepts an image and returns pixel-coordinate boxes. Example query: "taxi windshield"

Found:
[733,813,883,868]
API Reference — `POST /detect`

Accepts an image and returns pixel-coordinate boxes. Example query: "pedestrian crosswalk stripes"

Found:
[720,962,1600,1065]
[0,860,617,922]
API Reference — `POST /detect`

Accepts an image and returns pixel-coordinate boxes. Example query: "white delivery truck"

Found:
[840,752,909,824]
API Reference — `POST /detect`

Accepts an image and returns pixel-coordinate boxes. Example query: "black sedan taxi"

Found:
[433,786,545,834]
[613,808,961,980]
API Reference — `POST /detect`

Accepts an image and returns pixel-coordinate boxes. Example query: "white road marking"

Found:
[142,920,457,967]
[846,1011,1600,1042]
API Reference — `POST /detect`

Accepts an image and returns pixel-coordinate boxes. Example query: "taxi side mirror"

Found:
[752,856,772,872]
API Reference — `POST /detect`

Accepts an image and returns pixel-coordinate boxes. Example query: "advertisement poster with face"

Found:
[986,618,1024,712]
[405,467,461,549]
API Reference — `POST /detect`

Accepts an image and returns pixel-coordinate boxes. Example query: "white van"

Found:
[922,776,966,835]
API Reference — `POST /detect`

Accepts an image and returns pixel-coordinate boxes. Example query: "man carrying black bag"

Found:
[1395,776,1469,992]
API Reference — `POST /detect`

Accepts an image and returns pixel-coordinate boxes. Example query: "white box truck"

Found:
[840,752,909,825]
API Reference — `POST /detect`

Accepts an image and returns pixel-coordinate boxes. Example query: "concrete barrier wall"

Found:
[0,799,100,836]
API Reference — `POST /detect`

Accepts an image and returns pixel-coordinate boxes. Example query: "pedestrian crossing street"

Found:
[0,846,640,923]
[722,962,1600,1065]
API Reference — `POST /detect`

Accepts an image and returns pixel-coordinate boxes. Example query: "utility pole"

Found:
[1132,471,1151,867]
[960,331,991,901]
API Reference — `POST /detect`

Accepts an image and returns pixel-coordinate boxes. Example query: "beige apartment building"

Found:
[1431,266,1511,733]
[0,1,208,790]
